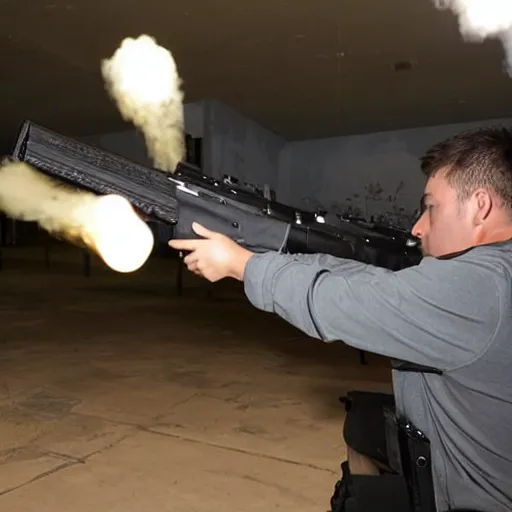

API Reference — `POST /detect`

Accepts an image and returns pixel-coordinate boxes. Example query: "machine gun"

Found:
[9,120,421,271]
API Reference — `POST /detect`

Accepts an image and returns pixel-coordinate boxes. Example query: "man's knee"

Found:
[347,446,380,476]
[341,391,394,466]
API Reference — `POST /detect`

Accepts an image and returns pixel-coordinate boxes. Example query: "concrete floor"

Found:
[0,244,392,511]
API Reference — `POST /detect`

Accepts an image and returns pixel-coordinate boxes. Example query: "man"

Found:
[169,127,512,512]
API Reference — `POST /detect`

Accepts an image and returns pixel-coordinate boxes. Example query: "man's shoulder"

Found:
[399,242,512,304]
[454,240,512,274]
[414,241,512,301]
[424,240,512,273]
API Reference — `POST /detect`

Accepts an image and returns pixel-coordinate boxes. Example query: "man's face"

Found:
[411,171,476,258]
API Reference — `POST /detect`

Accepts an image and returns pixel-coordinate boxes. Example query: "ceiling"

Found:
[0,0,511,151]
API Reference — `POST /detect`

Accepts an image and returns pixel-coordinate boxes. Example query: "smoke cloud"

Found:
[0,159,154,273]
[101,35,186,172]
[433,0,512,74]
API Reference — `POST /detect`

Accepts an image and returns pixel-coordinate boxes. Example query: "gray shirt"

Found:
[243,240,512,512]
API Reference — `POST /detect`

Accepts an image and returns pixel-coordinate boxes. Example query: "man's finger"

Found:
[168,238,202,251]
[192,222,216,239]
[188,261,199,272]
[183,252,199,265]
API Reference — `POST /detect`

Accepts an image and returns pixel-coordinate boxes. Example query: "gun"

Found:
[9,120,421,270]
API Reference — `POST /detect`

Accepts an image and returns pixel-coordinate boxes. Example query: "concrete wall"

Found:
[82,101,205,167]
[279,117,512,228]
[202,100,285,192]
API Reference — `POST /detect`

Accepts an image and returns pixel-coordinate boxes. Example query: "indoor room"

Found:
[0,1,511,511]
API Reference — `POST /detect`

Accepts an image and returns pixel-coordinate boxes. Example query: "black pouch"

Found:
[384,408,437,512]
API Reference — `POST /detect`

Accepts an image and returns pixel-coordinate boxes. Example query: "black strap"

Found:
[391,359,443,375]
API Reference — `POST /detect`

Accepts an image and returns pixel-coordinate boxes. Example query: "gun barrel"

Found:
[12,120,179,224]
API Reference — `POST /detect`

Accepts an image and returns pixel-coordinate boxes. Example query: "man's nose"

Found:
[411,215,424,239]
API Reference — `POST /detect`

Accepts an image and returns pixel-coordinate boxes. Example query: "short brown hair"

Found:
[420,127,512,210]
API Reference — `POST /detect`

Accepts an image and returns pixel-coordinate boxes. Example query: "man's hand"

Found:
[168,222,254,282]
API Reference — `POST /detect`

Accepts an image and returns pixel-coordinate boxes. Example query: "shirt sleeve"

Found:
[243,250,501,371]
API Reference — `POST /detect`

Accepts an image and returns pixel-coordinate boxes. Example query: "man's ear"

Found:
[472,189,493,225]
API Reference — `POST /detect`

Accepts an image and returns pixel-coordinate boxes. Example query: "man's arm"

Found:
[243,249,501,371]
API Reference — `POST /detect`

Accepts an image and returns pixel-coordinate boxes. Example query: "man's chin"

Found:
[418,244,430,258]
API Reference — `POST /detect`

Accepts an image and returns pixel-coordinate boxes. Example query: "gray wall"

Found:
[202,100,285,192]
[82,100,512,229]
[278,117,512,227]
[82,101,205,167]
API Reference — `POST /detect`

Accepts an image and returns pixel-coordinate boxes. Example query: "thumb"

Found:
[192,222,215,239]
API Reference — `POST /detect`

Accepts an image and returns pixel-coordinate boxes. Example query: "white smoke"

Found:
[433,0,512,74]
[101,35,186,172]
[0,159,154,273]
